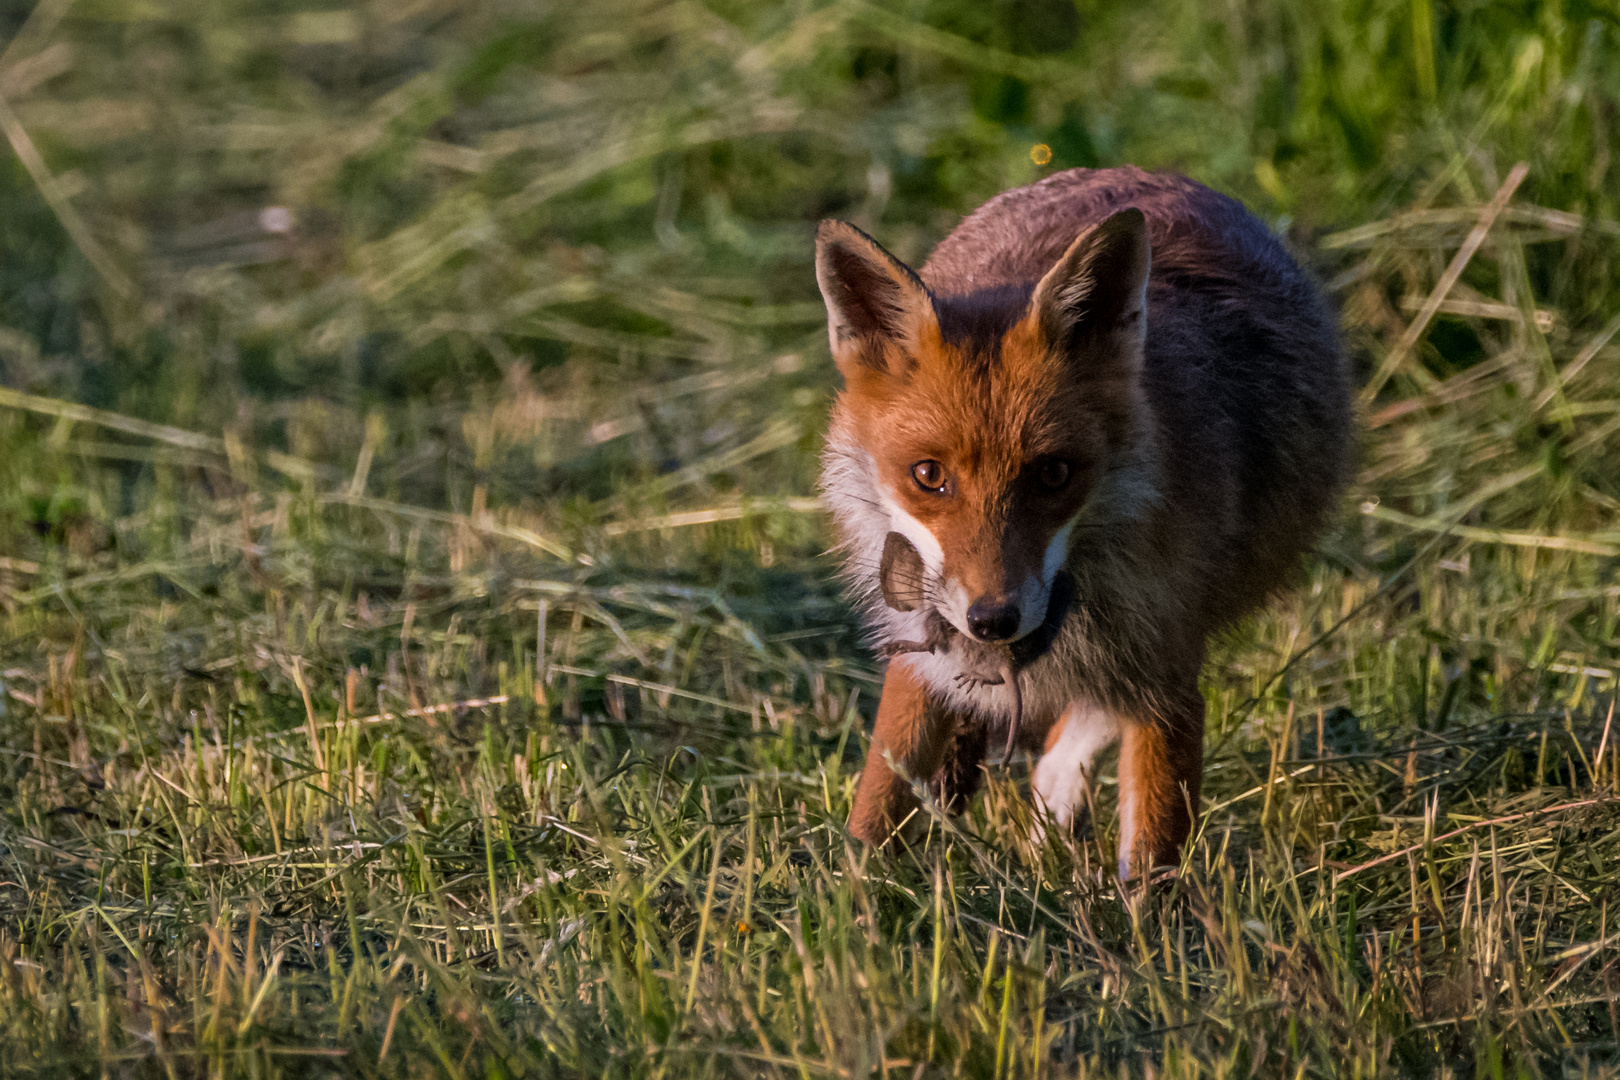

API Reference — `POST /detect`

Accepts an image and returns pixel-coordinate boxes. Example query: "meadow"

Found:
[2,0,1620,1075]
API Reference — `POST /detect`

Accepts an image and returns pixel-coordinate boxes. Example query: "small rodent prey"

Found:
[879,530,926,612]
[878,531,1024,760]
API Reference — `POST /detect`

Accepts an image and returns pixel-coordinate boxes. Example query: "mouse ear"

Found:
[1027,208,1150,378]
[879,531,926,612]
[816,221,936,378]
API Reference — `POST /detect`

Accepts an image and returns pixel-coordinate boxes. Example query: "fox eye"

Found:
[1037,460,1071,490]
[911,460,947,493]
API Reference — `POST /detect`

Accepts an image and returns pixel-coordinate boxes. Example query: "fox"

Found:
[816,166,1353,877]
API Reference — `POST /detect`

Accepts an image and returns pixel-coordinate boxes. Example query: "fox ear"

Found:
[815,220,935,375]
[1028,208,1150,374]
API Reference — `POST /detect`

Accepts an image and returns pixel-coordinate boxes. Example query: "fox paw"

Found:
[952,671,1004,691]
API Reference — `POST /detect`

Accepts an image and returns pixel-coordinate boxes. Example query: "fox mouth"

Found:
[878,530,1075,672]
[877,545,1074,758]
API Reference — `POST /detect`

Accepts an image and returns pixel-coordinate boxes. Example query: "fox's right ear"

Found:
[815,221,935,376]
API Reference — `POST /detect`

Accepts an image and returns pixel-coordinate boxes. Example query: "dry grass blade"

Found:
[1363,503,1620,556]
[1361,161,1529,403]
[601,497,825,537]
[0,386,318,480]
[1536,309,1620,410]
[0,91,134,299]
[1333,796,1615,883]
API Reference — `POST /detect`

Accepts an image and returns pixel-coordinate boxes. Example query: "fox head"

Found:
[817,209,1153,645]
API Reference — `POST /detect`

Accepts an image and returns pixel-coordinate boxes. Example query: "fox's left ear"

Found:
[1028,208,1150,377]
[815,220,936,377]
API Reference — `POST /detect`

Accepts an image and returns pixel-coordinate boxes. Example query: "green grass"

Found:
[3,0,1620,1075]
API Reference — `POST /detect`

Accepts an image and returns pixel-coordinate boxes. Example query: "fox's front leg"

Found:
[1030,701,1122,843]
[850,660,956,846]
[1116,685,1205,879]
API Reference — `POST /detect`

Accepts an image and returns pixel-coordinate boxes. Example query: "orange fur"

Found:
[1116,678,1205,872]
[848,660,955,845]
[818,168,1352,876]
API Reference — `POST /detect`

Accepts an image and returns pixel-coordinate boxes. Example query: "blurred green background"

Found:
[1,0,1616,499]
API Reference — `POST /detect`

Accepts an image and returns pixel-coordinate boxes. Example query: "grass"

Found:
[2,0,1620,1075]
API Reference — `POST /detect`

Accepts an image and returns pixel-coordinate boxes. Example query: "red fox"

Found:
[816,167,1352,876]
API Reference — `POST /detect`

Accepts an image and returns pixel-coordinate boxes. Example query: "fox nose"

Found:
[966,599,1021,642]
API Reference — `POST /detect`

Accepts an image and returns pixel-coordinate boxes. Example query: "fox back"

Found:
[817,167,1353,865]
